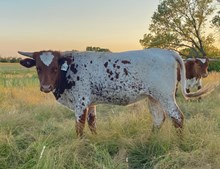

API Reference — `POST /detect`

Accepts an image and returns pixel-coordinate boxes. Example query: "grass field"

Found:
[0,63,220,169]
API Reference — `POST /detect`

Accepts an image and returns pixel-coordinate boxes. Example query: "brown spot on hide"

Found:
[70,64,78,74]
[124,68,128,75]
[121,60,131,64]
[104,62,108,68]
[115,72,119,79]
[106,69,113,76]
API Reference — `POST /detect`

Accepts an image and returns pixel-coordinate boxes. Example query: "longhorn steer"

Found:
[18,48,212,136]
[176,58,209,94]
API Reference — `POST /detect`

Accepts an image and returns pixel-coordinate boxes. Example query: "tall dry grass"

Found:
[0,63,220,169]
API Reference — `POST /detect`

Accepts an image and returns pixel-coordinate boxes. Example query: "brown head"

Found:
[194,58,209,78]
[19,51,71,93]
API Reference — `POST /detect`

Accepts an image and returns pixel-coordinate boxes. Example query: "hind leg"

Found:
[87,105,97,134]
[148,97,166,130]
[158,96,184,129]
[149,93,185,138]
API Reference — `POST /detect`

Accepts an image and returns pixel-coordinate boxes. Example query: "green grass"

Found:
[0,63,38,88]
[0,63,220,169]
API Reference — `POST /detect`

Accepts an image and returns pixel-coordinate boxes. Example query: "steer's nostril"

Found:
[41,85,52,93]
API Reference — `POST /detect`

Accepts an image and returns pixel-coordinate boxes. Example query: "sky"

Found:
[0,0,160,57]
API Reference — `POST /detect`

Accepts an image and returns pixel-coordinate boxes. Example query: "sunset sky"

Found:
[0,0,160,57]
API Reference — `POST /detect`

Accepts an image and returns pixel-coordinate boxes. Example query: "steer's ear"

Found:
[20,58,36,68]
[58,58,72,66]
[58,57,72,71]
[58,57,72,64]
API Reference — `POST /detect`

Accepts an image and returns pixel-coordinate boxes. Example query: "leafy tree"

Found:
[212,10,220,29]
[86,46,111,52]
[140,0,217,57]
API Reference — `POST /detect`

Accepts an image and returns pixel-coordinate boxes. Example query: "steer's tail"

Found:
[173,53,219,99]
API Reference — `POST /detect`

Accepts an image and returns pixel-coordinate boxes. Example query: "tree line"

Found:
[0,47,111,63]
[140,0,220,58]
[0,57,22,63]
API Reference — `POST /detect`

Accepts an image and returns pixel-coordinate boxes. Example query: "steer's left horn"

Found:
[18,51,34,58]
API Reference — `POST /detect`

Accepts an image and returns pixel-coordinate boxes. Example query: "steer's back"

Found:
[66,48,178,105]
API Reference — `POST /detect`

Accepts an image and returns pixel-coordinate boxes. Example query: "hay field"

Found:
[0,63,220,169]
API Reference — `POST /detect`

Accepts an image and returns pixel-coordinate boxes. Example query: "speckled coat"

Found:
[56,49,184,128]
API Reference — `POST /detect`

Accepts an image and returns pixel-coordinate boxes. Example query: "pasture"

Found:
[0,63,220,169]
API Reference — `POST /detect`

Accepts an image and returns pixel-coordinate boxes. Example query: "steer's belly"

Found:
[92,88,148,106]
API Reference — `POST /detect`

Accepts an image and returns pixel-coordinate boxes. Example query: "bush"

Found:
[208,60,220,72]
[0,57,22,63]
[86,46,111,52]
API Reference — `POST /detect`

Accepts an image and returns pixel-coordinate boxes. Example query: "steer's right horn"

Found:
[18,51,34,58]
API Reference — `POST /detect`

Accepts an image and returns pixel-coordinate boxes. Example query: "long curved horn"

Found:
[18,51,34,58]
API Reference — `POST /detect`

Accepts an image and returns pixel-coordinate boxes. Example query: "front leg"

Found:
[87,105,97,134]
[75,108,87,137]
[197,79,202,90]
[74,94,92,137]
[197,79,202,100]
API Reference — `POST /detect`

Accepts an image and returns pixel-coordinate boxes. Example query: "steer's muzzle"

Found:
[202,73,208,78]
[40,85,53,93]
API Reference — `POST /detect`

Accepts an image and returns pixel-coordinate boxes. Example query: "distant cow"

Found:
[176,58,209,94]
[18,49,214,136]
